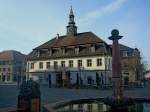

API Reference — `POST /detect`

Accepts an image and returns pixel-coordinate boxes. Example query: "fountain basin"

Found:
[43,98,150,112]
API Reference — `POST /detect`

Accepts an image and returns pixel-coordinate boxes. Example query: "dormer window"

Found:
[37,50,41,57]
[123,51,128,57]
[49,49,52,56]
[61,47,65,55]
[91,44,95,53]
[133,48,139,57]
[75,47,79,54]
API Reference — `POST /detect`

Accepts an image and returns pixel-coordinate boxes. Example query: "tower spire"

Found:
[66,6,77,36]
[70,5,74,16]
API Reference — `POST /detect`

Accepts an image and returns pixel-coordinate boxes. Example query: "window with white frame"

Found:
[39,62,43,69]
[75,47,79,54]
[91,45,95,53]
[62,48,65,55]
[69,60,73,68]
[46,62,51,69]
[97,58,102,66]
[61,61,65,68]
[37,50,41,57]
[54,61,58,69]
[78,60,82,67]
[123,51,128,57]
[87,59,92,67]
[31,63,34,69]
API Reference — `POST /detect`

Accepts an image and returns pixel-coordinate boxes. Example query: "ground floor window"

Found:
[7,75,10,81]
[44,74,48,81]
[87,76,92,84]
[2,75,5,81]
[39,76,43,82]
[124,77,129,85]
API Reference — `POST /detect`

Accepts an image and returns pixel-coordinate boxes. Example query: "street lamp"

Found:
[17,71,20,89]
[48,73,51,88]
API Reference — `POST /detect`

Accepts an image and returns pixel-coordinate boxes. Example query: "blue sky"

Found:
[0,0,150,67]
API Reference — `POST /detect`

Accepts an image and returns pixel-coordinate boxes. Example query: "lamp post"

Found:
[108,29,123,97]
[17,71,20,89]
[48,73,51,88]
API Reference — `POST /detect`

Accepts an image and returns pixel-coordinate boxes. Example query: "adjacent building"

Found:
[26,7,112,86]
[144,70,150,81]
[119,44,143,85]
[0,50,26,83]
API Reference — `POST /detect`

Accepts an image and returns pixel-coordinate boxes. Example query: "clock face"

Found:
[69,27,74,33]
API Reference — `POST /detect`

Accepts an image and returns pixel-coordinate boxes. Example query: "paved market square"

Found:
[0,85,150,108]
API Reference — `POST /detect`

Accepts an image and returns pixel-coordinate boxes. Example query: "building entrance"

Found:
[56,72,63,87]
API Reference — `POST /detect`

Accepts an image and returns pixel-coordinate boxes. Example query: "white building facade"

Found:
[27,56,112,86]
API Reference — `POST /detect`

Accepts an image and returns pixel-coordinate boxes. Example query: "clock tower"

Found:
[66,6,77,36]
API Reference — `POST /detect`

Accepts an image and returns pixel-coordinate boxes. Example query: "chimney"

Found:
[56,33,59,39]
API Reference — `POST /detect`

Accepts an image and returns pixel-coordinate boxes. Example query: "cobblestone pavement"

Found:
[0,84,150,108]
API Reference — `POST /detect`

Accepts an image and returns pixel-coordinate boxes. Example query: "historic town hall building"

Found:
[26,7,112,86]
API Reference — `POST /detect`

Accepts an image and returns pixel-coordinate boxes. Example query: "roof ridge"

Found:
[119,44,133,49]
[34,31,107,50]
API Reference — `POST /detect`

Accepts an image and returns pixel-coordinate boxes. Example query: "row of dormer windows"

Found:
[30,58,103,70]
[120,50,140,57]
[36,44,103,57]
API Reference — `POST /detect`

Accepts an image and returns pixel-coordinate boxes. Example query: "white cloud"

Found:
[79,0,127,22]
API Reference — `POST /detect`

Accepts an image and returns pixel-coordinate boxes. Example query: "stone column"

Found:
[108,29,123,97]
